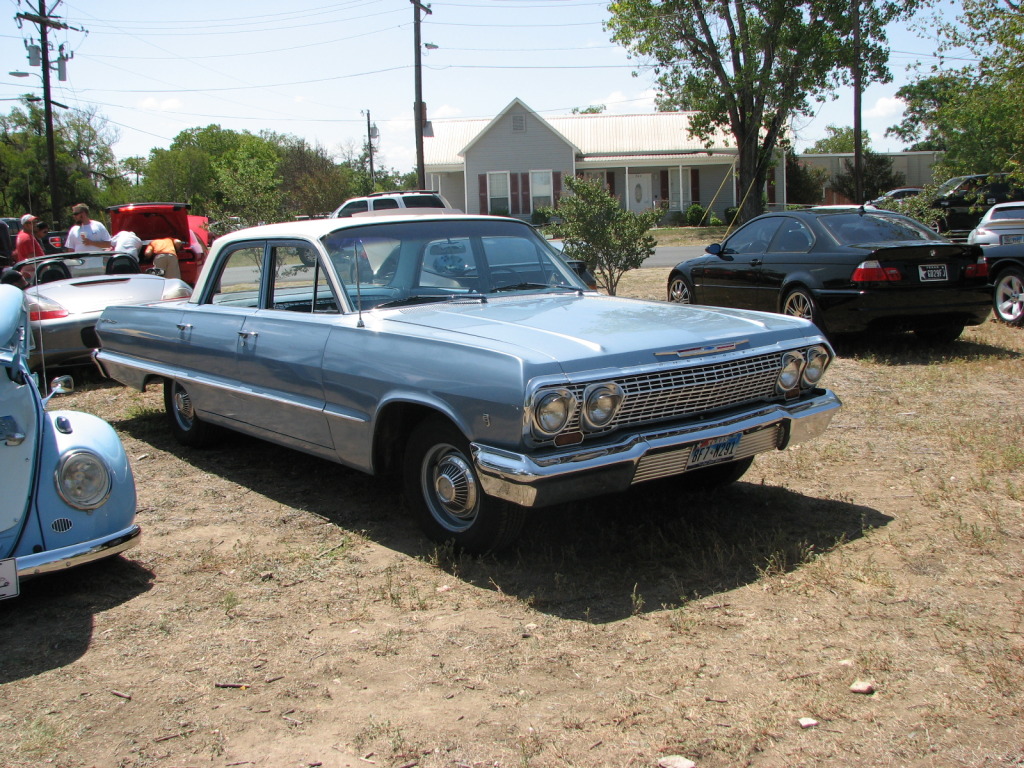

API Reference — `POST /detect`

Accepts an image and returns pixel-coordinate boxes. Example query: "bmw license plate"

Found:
[1001,234,1024,245]
[918,264,948,282]
[0,558,18,600]
[687,433,741,469]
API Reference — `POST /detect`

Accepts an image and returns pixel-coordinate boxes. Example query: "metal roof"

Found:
[424,105,735,168]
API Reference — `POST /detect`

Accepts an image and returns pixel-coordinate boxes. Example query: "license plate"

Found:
[1000,234,1024,245]
[687,433,742,469]
[918,264,948,282]
[0,558,18,600]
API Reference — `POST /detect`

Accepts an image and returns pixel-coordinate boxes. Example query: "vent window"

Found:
[511,114,526,133]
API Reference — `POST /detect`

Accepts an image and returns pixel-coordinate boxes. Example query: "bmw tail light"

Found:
[965,256,988,278]
[852,260,902,282]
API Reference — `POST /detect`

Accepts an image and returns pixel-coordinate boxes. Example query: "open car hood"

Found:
[108,203,192,241]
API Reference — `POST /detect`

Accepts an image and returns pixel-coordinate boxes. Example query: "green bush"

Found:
[531,209,551,226]
[709,214,724,226]
[724,207,740,225]
[685,203,706,226]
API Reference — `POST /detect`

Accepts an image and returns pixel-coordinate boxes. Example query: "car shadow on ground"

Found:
[0,557,153,684]
[831,330,1022,363]
[115,411,891,624]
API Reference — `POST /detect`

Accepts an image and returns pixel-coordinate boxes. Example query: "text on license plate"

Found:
[918,264,948,281]
[686,433,742,470]
[1001,234,1024,245]
[0,557,19,600]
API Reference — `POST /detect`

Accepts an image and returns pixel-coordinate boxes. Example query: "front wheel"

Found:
[403,417,526,553]
[993,267,1024,325]
[667,272,694,303]
[164,379,220,448]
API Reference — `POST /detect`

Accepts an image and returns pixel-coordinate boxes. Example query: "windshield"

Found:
[320,219,585,308]
[820,213,945,246]
[990,205,1024,221]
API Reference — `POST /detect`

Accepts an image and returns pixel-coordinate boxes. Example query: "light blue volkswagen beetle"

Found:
[0,283,139,600]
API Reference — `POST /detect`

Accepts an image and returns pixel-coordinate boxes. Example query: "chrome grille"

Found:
[632,424,782,484]
[565,352,783,433]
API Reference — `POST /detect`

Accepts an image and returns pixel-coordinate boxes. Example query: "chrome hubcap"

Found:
[426,448,479,530]
[173,386,194,427]
[995,275,1024,322]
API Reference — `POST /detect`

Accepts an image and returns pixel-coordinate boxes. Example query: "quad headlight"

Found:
[581,382,623,430]
[55,450,112,510]
[532,388,575,437]
[776,351,805,394]
[801,345,830,386]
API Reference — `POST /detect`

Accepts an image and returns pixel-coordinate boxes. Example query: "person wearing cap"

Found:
[14,214,45,263]
[64,203,111,252]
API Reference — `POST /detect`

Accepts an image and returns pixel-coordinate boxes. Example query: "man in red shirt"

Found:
[14,214,45,263]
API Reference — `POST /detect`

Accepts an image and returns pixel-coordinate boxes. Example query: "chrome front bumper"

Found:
[473,390,841,508]
[16,524,141,579]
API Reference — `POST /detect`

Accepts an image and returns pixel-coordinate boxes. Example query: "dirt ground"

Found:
[2,269,1023,768]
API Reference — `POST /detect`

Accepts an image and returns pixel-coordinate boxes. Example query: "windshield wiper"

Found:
[375,294,452,309]
[492,282,574,293]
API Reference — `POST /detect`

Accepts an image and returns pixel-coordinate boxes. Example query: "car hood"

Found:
[378,293,821,370]
[28,275,183,315]
[109,203,191,241]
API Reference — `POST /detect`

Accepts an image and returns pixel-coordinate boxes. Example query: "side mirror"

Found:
[705,243,723,256]
[49,375,74,396]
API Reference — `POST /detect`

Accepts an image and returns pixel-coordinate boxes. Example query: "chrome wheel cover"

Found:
[784,291,814,321]
[668,277,691,303]
[995,272,1024,324]
[172,384,195,430]
[421,443,479,532]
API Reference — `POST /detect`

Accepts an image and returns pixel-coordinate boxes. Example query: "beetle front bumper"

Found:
[16,524,141,579]
[472,390,841,508]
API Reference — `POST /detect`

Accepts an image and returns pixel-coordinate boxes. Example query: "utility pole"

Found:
[363,110,377,190]
[411,0,431,189]
[852,0,863,204]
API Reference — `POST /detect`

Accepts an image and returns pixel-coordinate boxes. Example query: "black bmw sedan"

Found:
[667,209,992,342]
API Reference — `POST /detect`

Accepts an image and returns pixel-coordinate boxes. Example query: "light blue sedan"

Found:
[95,213,840,553]
[0,284,139,599]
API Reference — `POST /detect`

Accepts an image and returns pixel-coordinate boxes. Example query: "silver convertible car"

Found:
[95,213,842,552]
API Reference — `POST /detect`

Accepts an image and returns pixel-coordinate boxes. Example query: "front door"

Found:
[627,173,653,213]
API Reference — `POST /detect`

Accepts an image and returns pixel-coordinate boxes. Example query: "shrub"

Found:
[724,207,740,225]
[685,203,706,226]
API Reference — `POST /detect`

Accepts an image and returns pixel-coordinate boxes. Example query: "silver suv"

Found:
[331,190,452,218]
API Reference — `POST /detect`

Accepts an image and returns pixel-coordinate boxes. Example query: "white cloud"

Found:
[138,97,183,112]
[431,104,463,119]
[603,89,657,113]
[865,96,905,119]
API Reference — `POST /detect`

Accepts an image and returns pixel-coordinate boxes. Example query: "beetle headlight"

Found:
[801,346,830,386]
[532,388,575,437]
[55,450,112,510]
[582,382,623,430]
[776,351,805,394]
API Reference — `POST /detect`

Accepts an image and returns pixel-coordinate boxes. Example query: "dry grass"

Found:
[1,279,1023,768]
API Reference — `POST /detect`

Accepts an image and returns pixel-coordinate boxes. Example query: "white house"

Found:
[423,98,787,221]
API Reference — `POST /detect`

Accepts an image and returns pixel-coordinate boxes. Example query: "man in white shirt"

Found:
[64,203,111,252]
[108,230,143,260]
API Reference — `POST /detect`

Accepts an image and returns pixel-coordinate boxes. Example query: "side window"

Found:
[372,198,400,211]
[209,244,265,307]
[769,220,813,253]
[269,243,339,313]
[724,218,782,255]
[338,200,368,218]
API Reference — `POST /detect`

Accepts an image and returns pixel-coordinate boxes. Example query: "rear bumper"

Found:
[473,390,841,508]
[16,524,141,579]
[817,287,992,333]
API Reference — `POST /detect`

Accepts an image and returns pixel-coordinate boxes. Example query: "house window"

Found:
[511,114,526,133]
[531,171,553,211]
[488,172,510,213]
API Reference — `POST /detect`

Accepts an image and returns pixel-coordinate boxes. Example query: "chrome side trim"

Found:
[16,524,141,579]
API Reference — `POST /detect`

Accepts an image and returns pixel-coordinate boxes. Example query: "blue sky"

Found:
[2,0,959,171]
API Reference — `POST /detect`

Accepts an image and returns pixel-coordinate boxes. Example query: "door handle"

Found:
[750,258,762,267]
[176,323,192,331]
[237,330,258,340]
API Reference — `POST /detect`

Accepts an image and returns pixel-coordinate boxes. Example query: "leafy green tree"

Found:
[830,150,905,202]
[209,134,284,228]
[552,176,660,296]
[276,136,352,216]
[888,0,1023,177]
[805,125,874,154]
[572,104,607,114]
[607,0,916,224]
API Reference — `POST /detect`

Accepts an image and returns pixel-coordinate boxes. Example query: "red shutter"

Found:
[767,167,777,205]
[478,174,488,214]
[660,170,669,203]
[510,173,520,215]
[607,172,616,198]
[690,169,700,204]
[520,172,530,213]
[553,172,563,206]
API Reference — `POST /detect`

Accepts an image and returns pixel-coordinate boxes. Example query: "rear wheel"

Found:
[782,287,823,329]
[667,273,694,303]
[403,417,526,553]
[993,267,1024,325]
[164,379,220,448]
[914,324,965,344]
